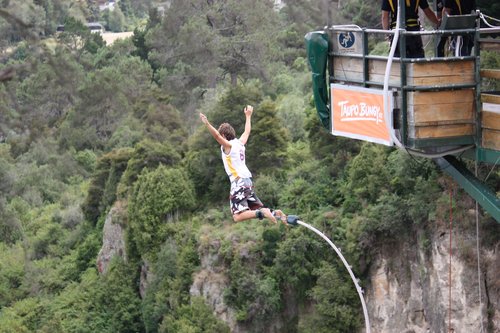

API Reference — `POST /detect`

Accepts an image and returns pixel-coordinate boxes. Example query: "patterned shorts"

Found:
[229,178,263,215]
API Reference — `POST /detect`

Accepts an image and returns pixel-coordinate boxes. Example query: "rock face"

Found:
[189,238,239,331]
[189,236,300,333]
[366,228,498,333]
[96,200,498,332]
[191,226,498,333]
[96,201,127,274]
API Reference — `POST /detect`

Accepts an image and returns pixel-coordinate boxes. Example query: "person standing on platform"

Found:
[381,0,440,58]
[443,0,477,56]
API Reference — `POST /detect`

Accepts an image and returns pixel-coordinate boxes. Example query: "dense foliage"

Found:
[0,0,499,332]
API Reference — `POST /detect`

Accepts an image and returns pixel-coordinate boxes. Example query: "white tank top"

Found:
[221,139,252,182]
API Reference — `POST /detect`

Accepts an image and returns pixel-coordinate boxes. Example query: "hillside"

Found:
[0,1,499,333]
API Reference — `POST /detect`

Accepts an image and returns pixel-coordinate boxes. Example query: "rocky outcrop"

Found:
[190,233,300,333]
[367,227,498,333]
[96,201,127,274]
[190,237,239,331]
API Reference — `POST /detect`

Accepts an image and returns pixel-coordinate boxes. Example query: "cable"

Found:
[483,156,500,182]
[383,0,403,148]
[479,12,500,28]
[475,160,485,333]
[296,219,371,333]
[448,183,453,333]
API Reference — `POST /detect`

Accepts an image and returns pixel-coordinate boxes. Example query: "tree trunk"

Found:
[230,72,237,86]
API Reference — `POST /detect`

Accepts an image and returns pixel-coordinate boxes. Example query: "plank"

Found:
[409,90,474,105]
[482,129,500,150]
[332,57,401,85]
[482,111,500,131]
[409,74,475,86]
[408,103,473,124]
[407,61,474,78]
[480,69,500,80]
[360,73,401,85]
[406,61,475,86]
[369,59,401,77]
[409,123,474,139]
[332,69,363,82]
[481,93,500,104]
[479,38,500,52]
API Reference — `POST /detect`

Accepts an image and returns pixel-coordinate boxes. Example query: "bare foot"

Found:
[261,208,277,224]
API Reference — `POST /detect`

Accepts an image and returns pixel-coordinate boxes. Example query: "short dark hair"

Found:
[218,123,235,140]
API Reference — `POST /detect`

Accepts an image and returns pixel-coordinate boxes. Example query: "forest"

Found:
[0,0,499,332]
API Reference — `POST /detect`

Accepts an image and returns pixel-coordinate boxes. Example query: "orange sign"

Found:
[331,84,392,146]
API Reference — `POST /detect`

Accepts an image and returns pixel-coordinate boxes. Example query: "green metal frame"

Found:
[435,156,500,222]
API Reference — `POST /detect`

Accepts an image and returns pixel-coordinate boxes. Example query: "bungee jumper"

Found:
[199,105,299,226]
[199,107,367,331]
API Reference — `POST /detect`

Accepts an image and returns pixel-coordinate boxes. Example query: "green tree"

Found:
[245,99,289,176]
[0,243,28,308]
[81,148,133,224]
[37,261,143,333]
[107,5,126,32]
[117,139,181,198]
[59,57,153,150]
[150,0,281,91]
[16,49,84,137]
[304,262,361,333]
[128,166,195,258]
[281,0,337,32]
[159,297,230,333]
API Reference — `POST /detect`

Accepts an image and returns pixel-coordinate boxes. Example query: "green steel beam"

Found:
[434,156,500,223]
[475,148,500,164]
[460,148,500,164]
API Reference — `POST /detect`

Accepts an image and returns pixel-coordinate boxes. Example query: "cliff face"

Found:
[96,201,127,274]
[190,225,499,333]
[189,235,301,333]
[97,202,499,332]
[366,226,498,333]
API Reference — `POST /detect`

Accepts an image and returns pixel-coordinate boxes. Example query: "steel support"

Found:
[434,156,500,223]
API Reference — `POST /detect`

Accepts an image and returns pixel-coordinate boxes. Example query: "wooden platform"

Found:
[330,56,500,147]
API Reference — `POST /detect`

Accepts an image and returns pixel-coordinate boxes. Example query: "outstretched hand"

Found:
[244,105,253,117]
[199,113,209,125]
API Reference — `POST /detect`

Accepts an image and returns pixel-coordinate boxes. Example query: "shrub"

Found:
[81,148,133,224]
[128,166,195,258]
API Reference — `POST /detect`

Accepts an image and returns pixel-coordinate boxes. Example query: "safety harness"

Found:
[454,0,462,14]
[388,0,421,29]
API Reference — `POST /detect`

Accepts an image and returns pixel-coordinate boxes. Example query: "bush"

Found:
[159,297,230,333]
[81,148,133,224]
[128,166,195,258]
[306,262,361,333]
[118,139,181,198]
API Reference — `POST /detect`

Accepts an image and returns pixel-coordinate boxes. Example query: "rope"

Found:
[475,161,485,333]
[296,220,371,333]
[480,12,500,27]
[483,156,500,182]
[448,183,453,333]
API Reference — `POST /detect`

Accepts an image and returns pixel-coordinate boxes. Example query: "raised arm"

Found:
[381,10,391,31]
[239,105,253,145]
[199,113,231,151]
[423,7,440,27]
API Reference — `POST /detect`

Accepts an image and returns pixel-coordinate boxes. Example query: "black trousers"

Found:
[392,34,425,58]
[437,35,473,57]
